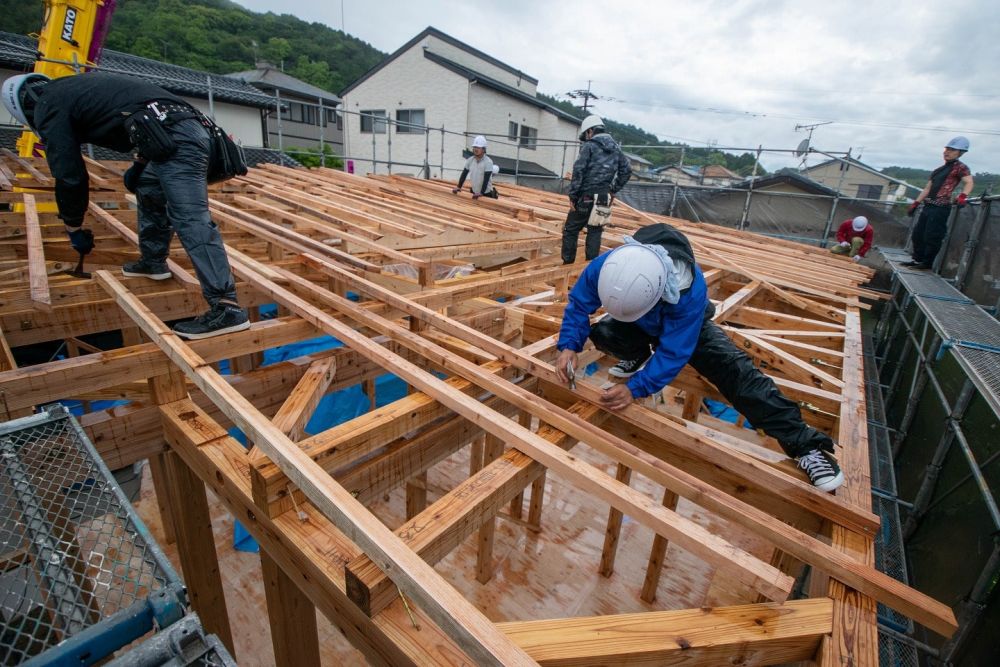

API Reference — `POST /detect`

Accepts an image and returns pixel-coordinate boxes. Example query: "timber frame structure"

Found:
[0,153,958,666]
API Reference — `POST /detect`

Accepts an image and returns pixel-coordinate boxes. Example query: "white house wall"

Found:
[185,98,264,148]
[423,34,537,97]
[462,80,580,179]
[342,44,470,178]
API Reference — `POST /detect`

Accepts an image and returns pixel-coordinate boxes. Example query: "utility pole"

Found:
[566,80,598,112]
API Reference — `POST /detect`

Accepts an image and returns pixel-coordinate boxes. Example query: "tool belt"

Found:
[587,192,613,227]
[123,101,200,162]
[123,101,247,183]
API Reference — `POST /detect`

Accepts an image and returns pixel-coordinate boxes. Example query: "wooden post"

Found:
[406,472,428,520]
[682,391,703,422]
[260,545,321,666]
[599,463,633,577]
[640,488,680,602]
[476,434,505,583]
[150,369,235,656]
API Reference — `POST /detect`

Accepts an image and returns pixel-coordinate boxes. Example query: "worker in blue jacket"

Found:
[554,223,843,492]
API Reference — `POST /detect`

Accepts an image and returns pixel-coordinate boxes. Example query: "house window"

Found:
[323,108,341,128]
[303,105,317,126]
[856,184,883,200]
[360,109,387,134]
[278,104,290,121]
[396,109,426,134]
[519,124,537,149]
[508,121,519,141]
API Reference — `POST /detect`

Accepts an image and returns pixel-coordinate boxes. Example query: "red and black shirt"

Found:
[925,160,970,206]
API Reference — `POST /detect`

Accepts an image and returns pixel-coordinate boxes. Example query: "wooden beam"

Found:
[22,195,51,311]
[498,599,833,666]
[253,262,792,602]
[266,356,336,443]
[305,254,875,536]
[95,270,536,667]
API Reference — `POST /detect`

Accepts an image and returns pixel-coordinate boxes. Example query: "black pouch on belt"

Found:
[123,104,178,162]
[204,121,249,183]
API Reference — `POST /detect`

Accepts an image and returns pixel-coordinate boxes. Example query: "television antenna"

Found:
[794,121,832,168]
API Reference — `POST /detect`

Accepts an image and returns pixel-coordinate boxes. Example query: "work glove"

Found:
[123,160,146,193]
[907,201,919,217]
[839,241,850,247]
[67,228,95,256]
[451,187,460,194]
[852,254,862,263]
[955,193,968,208]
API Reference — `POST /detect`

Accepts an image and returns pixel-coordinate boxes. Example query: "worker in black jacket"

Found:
[2,71,248,339]
[562,115,632,264]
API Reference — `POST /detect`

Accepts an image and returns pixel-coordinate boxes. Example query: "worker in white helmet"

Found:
[902,136,974,270]
[452,135,497,199]
[554,222,844,492]
[830,215,873,262]
[562,115,631,263]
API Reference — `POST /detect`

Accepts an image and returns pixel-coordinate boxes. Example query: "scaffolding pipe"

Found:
[954,199,991,291]
[736,146,761,231]
[318,96,325,168]
[937,537,1000,665]
[668,146,686,217]
[950,418,1000,531]
[819,149,851,247]
[892,336,942,456]
[902,380,975,538]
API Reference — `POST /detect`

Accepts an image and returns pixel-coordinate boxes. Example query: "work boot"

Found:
[122,258,171,280]
[796,449,844,492]
[608,350,652,378]
[173,302,250,340]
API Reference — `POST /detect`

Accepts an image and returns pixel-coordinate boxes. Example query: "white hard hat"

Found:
[491,164,500,175]
[579,114,605,141]
[2,73,50,127]
[945,136,970,152]
[472,135,487,148]
[597,245,666,322]
[851,216,869,232]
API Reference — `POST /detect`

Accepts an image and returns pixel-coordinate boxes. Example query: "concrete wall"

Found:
[341,44,470,178]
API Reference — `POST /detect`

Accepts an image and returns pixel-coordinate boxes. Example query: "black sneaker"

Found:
[912,263,933,270]
[796,449,844,492]
[173,303,250,340]
[900,260,919,267]
[608,353,651,378]
[122,259,171,280]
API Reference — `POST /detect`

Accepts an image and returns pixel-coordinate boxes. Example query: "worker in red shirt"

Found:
[902,137,974,270]
[830,216,873,262]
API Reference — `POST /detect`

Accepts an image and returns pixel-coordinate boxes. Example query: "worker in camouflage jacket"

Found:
[562,115,631,264]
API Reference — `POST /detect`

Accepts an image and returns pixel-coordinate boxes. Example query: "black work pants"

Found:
[910,203,951,265]
[561,203,603,263]
[589,308,833,458]
[134,118,238,307]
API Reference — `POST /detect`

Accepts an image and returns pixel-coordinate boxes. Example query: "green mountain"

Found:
[7,0,384,95]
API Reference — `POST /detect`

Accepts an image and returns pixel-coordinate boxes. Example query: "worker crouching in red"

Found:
[830,216,873,263]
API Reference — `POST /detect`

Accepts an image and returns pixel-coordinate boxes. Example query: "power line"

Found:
[599,98,1000,136]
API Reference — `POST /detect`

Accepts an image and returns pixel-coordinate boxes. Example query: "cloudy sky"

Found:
[237,0,1000,174]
